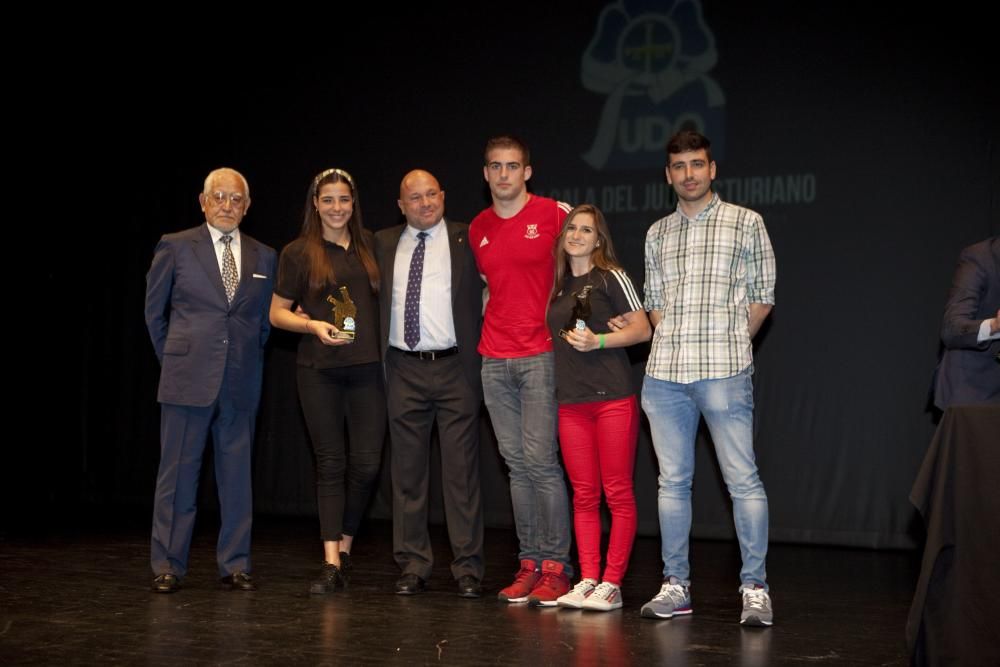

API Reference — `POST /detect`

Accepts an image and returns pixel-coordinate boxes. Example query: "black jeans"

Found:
[297,361,386,540]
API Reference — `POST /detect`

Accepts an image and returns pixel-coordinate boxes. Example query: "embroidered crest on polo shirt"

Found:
[479,236,489,248]
[524,224,540,239]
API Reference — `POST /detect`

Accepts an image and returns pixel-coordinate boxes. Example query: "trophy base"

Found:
[333,331,355,340]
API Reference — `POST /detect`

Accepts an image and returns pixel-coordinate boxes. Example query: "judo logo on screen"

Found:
[581,0,725,171]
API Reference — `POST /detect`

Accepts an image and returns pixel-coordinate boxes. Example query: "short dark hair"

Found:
[666,130,712,164]
[484,135,530,166]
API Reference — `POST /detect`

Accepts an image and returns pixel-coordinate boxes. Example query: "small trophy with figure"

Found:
[326,286,357,340]
[559,284,592,340]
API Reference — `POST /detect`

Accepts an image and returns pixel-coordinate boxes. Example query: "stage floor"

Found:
[1,514,917,665]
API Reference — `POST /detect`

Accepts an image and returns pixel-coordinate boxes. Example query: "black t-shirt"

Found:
[546,268,642,404]
[275,234,379,369]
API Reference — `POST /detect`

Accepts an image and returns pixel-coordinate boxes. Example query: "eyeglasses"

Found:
[206,191,247,207]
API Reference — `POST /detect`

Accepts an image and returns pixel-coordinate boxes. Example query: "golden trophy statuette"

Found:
[326,286,357,340]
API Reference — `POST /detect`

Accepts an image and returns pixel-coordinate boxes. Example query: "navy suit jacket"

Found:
[145,224,277,409]
[375,220,483,399]
[934,236,1000,409]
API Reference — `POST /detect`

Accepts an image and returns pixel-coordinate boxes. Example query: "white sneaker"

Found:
[740,585,773,626]
[556,578,597,608]
[581,581,623,611]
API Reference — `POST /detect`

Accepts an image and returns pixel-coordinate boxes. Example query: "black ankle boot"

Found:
[339,552,352,588]
[309,563,342,595]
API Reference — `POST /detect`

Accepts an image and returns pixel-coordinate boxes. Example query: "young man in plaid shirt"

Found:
[638,131,776,627]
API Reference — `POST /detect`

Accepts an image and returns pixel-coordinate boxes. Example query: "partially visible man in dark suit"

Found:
[375,169,485,598]
[934,236,1000,409]
[144,167,276,593]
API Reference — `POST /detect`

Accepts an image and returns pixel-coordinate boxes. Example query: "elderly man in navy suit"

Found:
[144,167,276,593]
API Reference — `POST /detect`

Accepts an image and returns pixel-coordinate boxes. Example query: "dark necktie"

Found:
[221,235,238,304]
[403,231,428,349]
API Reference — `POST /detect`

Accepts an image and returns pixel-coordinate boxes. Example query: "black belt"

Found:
[394,346,459,360]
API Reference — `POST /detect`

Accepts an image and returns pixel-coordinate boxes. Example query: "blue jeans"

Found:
[482,352,572,574]
[641,370,768,589]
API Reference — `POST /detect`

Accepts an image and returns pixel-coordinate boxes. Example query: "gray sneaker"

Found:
[640,577,692,619]
[740,585,773,626]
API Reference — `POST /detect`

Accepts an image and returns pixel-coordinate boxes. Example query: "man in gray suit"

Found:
[375,169,485,598]
[934,236,1000,409]
[144,167,276,593]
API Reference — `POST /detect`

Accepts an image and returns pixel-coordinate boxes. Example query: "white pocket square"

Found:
[252,273,269,279]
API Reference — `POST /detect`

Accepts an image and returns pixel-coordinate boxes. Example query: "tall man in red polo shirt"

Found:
[469,136,573,606]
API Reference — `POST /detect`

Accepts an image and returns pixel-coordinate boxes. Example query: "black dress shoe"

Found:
[151,573,180,594]
[395,573,426,595]
[221,571,257,591]
[456,575,482,598]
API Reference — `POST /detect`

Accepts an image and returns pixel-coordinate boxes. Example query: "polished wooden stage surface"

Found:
[1,514,917,665]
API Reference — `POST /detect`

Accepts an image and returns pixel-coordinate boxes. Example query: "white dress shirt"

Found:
[389,218,456,351]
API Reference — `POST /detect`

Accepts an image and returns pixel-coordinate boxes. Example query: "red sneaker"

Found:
[498,559,540,603]
[527,560,571,607]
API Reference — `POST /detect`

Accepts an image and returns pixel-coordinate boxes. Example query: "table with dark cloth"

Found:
[907,404,1000,666]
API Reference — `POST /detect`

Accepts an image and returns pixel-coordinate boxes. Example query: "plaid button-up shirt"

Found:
[644,194,776,383]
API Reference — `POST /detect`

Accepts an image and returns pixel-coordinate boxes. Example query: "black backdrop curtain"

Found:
[26,2,996,550]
